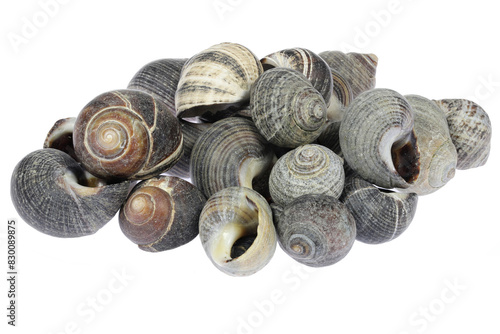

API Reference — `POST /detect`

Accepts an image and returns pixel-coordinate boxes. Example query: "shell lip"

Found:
[391,130,421,186]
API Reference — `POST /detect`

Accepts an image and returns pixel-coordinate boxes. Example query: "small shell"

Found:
[326,69,354,122]
[175,42,263,119]
[341,176,418,244]
[73,89,183,181]
[339,88,420,189]
[199,187,277,276]
[128,58,187,115]
[43,117,77,160]
[319,51,378,99]
[190,117,275,198]
[119,176,206,252]
[269,144,345,206]
[273,194,356,267]
[433,99,491,170]
[251,67,327,148]
[11,149,130,238]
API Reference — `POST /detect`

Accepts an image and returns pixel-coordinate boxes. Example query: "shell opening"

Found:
[391,130,420,184]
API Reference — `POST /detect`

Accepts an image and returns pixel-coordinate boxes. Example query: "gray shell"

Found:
[326,69,353,122]
[317,121,343,158]
[434,99,491,170]
[341,176,418,244]
[11,149,130,238]
[251,67,327,148]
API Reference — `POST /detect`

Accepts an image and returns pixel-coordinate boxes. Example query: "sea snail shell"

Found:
[251,67,327,148]
[73,89,183,181]
[119,176,206,252]
[199,187,277,276]
[11,149,130,238]
[273,194,356,267]
[175,42,263,119]
[339,88,420,189]
[341,175,418,244]
[269,144,345,207]
[433,99,492,170]
[43,117,78,160]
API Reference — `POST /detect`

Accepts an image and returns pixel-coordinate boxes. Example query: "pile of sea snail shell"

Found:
[11,42,492,276]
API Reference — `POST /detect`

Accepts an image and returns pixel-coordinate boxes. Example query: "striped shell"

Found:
[326,69,353,122]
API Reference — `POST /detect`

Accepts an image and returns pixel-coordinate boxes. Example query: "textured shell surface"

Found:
[11,149,130,238]
[190,117,276,199]
[251,67,327,148]
[119,175,206,252]
[339,88,420,189]
[326,69,353,122]
[434,99,491,170]
[73,89,183,181]
[43,117,77,160]
[199,187,277,276]
[273,194,356,267]
[269,144,345,206]
[175,42,263,119]
[128,58,187,115]
[341,175,418,244]
[317,121,343,158]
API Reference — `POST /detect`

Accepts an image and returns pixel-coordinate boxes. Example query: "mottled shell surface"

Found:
[73,89,183,181]
[199,187,277,276]
[273,194,356,267]
[175,42,263,119]
[317,121,343,158]
[190,117,275,199]
[434,99,491,170]
[397,95,457,195]
[269,144,345,206]
[119,176,206,252]
[251,67,327,148]
[339,88,420,189]
[128,58,187,115]
[341,176,418,244]
[11,149,130,238]
[43,117,77,160]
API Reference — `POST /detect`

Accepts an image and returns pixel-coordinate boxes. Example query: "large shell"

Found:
[43,117,77,160]
[11,149,130,238]
[396,95,457,195]
[273,194,356,267]
[119,176,206,252]
[341,175,418,244]
[339,88,420,189]
[175,42,263,119]
[269,144,345,206]
[319,51,378,99]
[128,58,187,115]
[433,99,491,170]
[199,187,277,276]
[73,89,183,181]
[251,67,327,148]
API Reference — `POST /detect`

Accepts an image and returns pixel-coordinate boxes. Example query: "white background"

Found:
[1,0,499,333]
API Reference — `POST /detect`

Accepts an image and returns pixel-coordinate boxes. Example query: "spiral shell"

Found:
[119,176,206,252]
[175,42,263,119]
[433,99,491,170]
[341,176,418,244]
[269,144,345,206]
[273,194,356,267]
[11,149,130,238]
[73,89,183,181]
[43,117,77,160]
[199,187,277,276]
[190,117,275,198]
[339,88,420,189]
[251,67,327,148]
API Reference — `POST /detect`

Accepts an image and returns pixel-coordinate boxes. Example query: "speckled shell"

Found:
[434,99,491,170]
[261,48,333,108]
[339,88,420,189]
[73,89,183,181]
[251,67,327,148]
[273,194,356,267]
[190,117,276,198]
[11,149,130,238]
[43,117,77,160]
[199,187,277,276]
[175,42,263,119]
[396,95,457,195]
[128,58,187,115]
[341,176,418,244]
[119,175,206,252]
[269,144,345,206]
[319,51,378,99]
